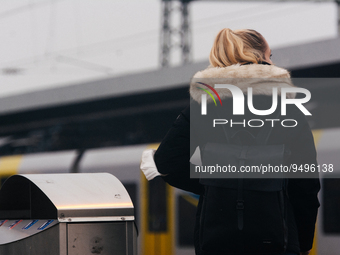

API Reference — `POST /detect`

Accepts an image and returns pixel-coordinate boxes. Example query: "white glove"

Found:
[140,149,165,181]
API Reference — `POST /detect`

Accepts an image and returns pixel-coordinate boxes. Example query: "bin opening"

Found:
[0,173,134,221]
[0,175,56,219]
[0,173,137,255]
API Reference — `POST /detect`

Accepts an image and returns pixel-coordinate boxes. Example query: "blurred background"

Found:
[0,1,339,255]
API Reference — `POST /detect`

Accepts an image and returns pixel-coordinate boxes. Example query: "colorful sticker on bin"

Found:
[23,220,39,230]
[9,220,22,229]
[0,220,8,227]
[38,220,54,230]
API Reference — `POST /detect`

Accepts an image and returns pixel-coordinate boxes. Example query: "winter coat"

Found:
[154,63,320,254]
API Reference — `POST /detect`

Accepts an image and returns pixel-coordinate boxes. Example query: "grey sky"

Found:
[0,0,337,98]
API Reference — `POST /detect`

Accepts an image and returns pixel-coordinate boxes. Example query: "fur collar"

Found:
[190,63,295,103]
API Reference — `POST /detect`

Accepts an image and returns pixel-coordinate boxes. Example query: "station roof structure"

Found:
[0,36,339,116]
[0,36,339,154]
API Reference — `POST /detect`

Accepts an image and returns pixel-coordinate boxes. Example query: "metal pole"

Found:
[70,149,85,173]
[160,1,172,67]
[181,0,192,64]
[160,0,192,67]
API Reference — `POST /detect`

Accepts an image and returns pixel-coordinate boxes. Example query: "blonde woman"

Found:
[144,28,319,255]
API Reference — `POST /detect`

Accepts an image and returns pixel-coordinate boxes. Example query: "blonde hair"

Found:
[209,28,268,67]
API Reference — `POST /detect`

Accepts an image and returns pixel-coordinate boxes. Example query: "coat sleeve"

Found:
[287,118,320,252]
[154,106,204,195]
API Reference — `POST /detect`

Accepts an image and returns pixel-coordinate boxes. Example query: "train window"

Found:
[322,178,340,234]
[148,177,167,232]
[177,194,198,247]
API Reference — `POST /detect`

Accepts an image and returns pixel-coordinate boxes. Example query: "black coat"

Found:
[154,63,320,254]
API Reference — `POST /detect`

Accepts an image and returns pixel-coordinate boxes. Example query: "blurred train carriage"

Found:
[0,38,340,255]
[0,128,340,255]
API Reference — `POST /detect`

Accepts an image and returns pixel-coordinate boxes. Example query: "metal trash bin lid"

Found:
[0,173,134,222]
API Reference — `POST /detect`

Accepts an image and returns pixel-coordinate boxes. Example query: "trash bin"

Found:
[0,173,137,255]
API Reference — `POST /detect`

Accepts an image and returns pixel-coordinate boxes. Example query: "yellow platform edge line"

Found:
[141,143,175,255]
[182,194,199,207]
[0,155,22,184]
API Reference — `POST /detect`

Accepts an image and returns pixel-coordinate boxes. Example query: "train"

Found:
[0,128,339,255]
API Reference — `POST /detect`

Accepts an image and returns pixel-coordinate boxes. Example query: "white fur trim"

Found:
[190,64,296,103]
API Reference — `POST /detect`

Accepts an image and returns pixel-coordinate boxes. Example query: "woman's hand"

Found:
[300,250,311,255]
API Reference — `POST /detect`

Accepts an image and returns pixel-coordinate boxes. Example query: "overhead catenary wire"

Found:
[192,2,268,25]
[55,55,114,74]
[0,1,296,69]
[0,2,312,63]
[0,0,66,21]
[0,1,331,73]
[192,1,315,31]
[0,28,159,68]
[0,33,159,74]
